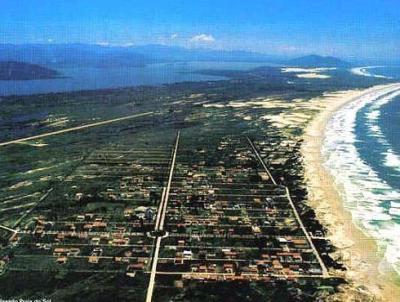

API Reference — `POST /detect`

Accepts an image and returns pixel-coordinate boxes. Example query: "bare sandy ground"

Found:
[281,67,335,79]
[296,73,331,79]
[301,84,400,301]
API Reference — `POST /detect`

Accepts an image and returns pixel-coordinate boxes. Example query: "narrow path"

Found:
[284,187,329,277]
[247,137,277,185]
[13,188,54,228]
[0,224,17,233]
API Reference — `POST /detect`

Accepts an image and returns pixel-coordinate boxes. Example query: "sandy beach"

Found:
[301,84,400,301]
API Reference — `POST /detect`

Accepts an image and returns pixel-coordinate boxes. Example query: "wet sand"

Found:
[301,84,400,301]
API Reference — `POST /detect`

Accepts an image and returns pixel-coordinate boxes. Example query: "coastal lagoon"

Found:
[0,61,270,96]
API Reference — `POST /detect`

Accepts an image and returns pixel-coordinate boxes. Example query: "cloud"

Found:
[170,33,179,39]
[96,41,110,46]
[190,34,215,43]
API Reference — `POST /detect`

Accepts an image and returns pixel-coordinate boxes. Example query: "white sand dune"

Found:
[281,67,335,79]
[296,73,330,79]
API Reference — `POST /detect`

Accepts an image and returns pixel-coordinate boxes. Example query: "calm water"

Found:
[0,61,270,96]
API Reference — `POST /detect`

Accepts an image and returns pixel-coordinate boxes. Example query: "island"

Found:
[0,61,61,80]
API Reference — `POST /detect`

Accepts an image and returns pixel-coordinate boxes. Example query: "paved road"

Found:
[146,131,180,302]
[0,111,153,147]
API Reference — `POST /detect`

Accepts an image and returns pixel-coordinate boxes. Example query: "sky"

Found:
[1,0,399,60]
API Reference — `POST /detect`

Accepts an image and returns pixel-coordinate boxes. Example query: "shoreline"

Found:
[301,83,400,301]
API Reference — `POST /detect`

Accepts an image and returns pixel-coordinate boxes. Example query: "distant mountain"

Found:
[0,44,281,69]
[0,61,60,80]
[2,44,355,70]
[0,44,150,68]
[287,55,351,67]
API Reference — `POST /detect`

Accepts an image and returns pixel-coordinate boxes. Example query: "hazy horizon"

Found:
[0,43,397,65]
[1,0,399,62]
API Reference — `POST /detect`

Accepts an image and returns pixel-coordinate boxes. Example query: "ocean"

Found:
[0,61,269,96]
[323,66,400,275]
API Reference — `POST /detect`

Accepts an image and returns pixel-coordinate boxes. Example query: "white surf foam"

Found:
[384,149,400,169]
[364,89,400,172]
[322,84,400,275]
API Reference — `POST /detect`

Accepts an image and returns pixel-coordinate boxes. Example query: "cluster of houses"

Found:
[9,135,325,285]
[156,136,324,280]
[15,147,174,274]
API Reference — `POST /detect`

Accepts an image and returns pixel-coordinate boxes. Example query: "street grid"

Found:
[1,131,330,302]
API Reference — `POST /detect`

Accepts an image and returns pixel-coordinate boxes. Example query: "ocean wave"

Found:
[365,89,400,172]
[322,84,400,274]
[384,149,400,170]
[350,66,393,79]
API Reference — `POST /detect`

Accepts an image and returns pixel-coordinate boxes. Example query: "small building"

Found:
[88,255,99,264]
